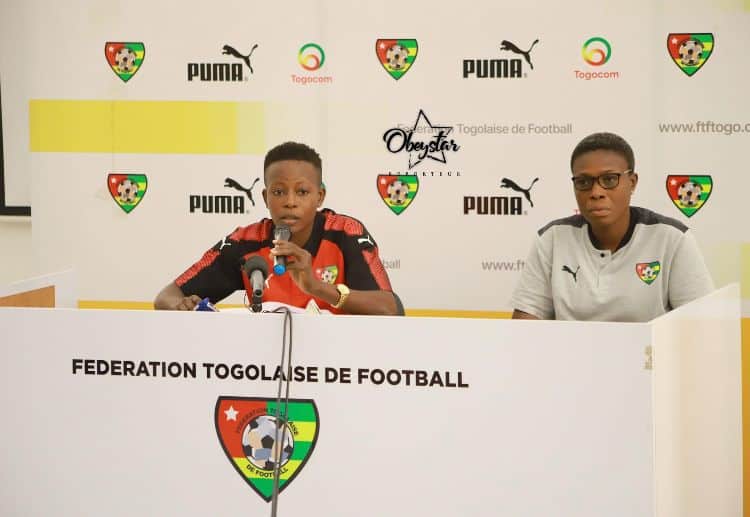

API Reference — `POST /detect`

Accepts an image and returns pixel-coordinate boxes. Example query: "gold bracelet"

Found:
[332,284,350,309]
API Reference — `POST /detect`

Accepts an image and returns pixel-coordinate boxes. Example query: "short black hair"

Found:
[263,141,322,185]
[570,132,635,171]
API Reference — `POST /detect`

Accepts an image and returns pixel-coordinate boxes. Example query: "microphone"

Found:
[272,224,292,275]
[242,255,269,313]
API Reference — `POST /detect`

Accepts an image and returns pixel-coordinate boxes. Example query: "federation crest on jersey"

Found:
[667,34,713,76]
[377,174,419,215]
[105,42,145,82]
[215,397,320,502]
[107,173,147,213]
[316,265,339,284]
[376,39,418,80]
[636,261,661,285]
[666,175,712,217]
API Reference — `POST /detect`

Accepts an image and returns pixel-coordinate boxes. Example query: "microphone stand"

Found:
[243,256,269,313]
[251,294,262,313]
[270,307,293,517]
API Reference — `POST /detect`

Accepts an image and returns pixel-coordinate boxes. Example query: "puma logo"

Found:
[357,235,374,246]
[500,39,539,70]
[562,265,580,282]
[500,177,539,207]
[222,44,258,74]
[225,177,260,206]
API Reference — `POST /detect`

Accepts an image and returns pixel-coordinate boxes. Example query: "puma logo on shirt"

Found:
[562,265,580,282]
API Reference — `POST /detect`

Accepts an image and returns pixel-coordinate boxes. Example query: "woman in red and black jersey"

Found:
[155,142,401,315]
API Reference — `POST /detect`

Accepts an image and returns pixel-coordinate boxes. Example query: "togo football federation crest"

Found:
[667,34,713,77]
[666,175,712,217]
[376,39,418,80]
[107,173,147,213]
[316,265,339,284]
[636,261,661,285]
[215,397,319,502]
[377,174,419,215]
[105,42,145,82]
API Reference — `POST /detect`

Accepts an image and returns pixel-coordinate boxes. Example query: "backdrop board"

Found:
[0,0,746,313]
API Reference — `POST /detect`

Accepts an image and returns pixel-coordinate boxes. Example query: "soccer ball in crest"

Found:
[117,179,139,203]
[114,47,138,73]
[678,39,703,66]
[677,181,702,207]
[242,415,294,470]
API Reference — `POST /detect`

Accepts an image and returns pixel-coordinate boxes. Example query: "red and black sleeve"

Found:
[323,212,392,291]
[175,220,272,303]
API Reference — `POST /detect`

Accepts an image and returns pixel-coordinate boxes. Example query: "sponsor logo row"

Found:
[105,33,715,84]
[109,172,712,220]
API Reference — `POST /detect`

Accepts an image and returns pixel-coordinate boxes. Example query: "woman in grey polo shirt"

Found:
[511,132,713,322]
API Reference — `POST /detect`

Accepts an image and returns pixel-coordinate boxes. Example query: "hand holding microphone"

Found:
[270,234,317,295]
[271,224,292,275]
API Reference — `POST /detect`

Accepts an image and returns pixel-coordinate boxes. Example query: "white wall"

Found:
[0,218,33,286]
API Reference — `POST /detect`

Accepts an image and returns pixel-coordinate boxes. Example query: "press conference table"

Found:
[0,286,742,516]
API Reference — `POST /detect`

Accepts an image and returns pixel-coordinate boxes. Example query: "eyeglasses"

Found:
[571,170,633,191]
